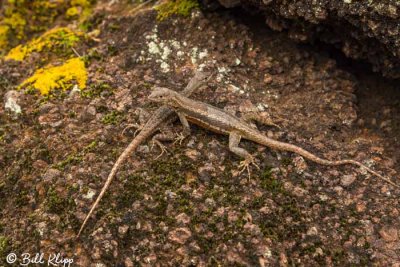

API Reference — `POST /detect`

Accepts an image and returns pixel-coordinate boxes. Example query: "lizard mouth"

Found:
[147,91,162,102]
[148,87,171,103]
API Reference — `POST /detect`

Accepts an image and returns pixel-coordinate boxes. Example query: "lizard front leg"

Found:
[229,132,260,178]
[174,112,191,145]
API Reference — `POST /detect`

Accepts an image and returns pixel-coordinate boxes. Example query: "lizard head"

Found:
[148,87,179,105]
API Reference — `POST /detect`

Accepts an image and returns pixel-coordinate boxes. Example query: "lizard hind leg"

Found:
[122,108,151,136]
[229,132,260,178]
[241,112,280,129]
[151,128,176,159]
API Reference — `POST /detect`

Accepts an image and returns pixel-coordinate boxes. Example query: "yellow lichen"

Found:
[155,0,199,21]
[3,12,26,39]
[19,57,88,95]
[0,25,10,50]
[71,0,91,7]
[68,0,93,23]
[0,0,93,52]
[5,27,81,61]
[66,7,80,18]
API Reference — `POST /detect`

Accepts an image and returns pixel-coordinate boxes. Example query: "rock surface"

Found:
[1,0,400,266]
[211,0,400,79]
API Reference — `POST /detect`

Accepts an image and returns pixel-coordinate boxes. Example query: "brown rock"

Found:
[168,227,192,244]
[124,257,134,267]
[379,226,398,242]
[341,174,357,187]
[176,213,191,225]
[42,168,61,182]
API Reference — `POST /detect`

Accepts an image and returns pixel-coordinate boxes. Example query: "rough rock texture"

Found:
[213,0,400,79]
[1,0,400,266]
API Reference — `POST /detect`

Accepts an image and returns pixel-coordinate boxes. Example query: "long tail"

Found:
[332,159,399,188]
[256,134,399,188]
[77,71,211,237]
[76,134,145,237]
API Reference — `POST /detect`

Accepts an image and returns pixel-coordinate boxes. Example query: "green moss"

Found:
[155,0,200,21]
[54,140,97,170]
[116,175,145,208]
[55,155,83,170]
[45,187,76,215]
[15,190,29,207]
[84,140,97,151]
[46,187,66,213]
[81,81,112,98]
[259,166,283,193]
[0,236,9,258]
[280,157,292,166]
[101,111,122,125]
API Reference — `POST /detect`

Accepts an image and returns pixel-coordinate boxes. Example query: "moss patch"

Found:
[155,0,199,21]
[101,111,122,125]
[0,236,9,258]
[53,140,97,170]
[18,57,87,95]
[5,27,81,61]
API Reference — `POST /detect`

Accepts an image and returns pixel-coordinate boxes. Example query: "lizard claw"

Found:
[238,157,259,179]
[173,133,187,145]
[151,139,169,159]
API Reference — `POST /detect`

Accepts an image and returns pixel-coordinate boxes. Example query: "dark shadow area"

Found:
[217,4,400,165]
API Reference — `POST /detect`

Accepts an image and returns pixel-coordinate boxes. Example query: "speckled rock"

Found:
[212,0,400,79]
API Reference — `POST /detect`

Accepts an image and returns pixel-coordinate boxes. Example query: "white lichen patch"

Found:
[160,62,170,73]
[190,47,199,64]
[4,90,22,115]
[257,103,269,111]
[161,45,172,60]
[177,51,185,58]
[235,58,241,66]
[148,41,161,55]
[170,40,181,50]
[83,188,96,200]
[198,49,208,59]
[228,84,240,92]
[36,221,47,236]
[141,26,218,73]
[216,66,232,83]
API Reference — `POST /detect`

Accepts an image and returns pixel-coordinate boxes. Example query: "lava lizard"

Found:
[148,87,399,188]
[77,71,211,237]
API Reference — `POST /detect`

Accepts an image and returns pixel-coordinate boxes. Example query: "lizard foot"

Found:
[122,123,142,137]
[173,133,187,145]
[151,139,169,159]
[238,157,260,179]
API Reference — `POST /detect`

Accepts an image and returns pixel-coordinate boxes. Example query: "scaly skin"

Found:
[148,87,399,189]
[77,71,210,237]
